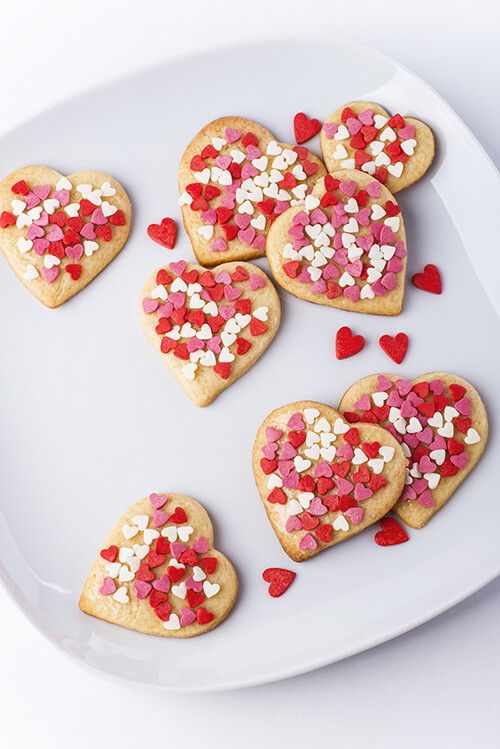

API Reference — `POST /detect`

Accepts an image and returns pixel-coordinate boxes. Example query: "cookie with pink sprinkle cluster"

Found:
[339,373,488,528]
[266,170,407,315]
[321,101,434,193]
[178,117,326,266]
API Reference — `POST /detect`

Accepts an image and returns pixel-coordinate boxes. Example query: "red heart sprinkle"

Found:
[180,549,198,567]
[147,217,176,249]
[379,333,409,364]
[372,405,390,421]
[182,269,198,284]
[257,198,274,214]
[413,381,429,398]
[235,298,251,314]
[173,342,190,360]
[11,180,28,195]
[315,524,333,543]
[100,545,118,562]
[324,175,340,191]
[170,507,188,524]
[344,428,360,446]
[388,113,405,128]
[96,225,112,242]
[204,185,221,201]
[293,112,321,144]
[370,474,387,491]
[267,488,286,504]
[187,590,204,608]
[448,437,464,456]
[155,269,172,285]
[385,200,401,217]
[231,265,249,282]
[349,133,366,150]
[454,417,472,434]
[63,228,80,246]
[196,607,214,625]
[154,603,172,621]
[302,159,319,176]
[216,206,232,224]
[441,460,459,477]
[317,477,335,495]
[353,465,370,483]
[236,338,252,355]
[298,475,316,492]
[160,336,177,353]
[66,216,83,232]
[242,132,259,147]
[301,513,319,530]
[374,517,409,546]
[433,395,450,412]
[336,326,365,359]
[79,199,96,216]
[148,550,165,568]
[361,412,377,423]
[250,319,267,336]
[362,442,380,458]
[221,223,238,240]
[338,495,357,511]
[201,144,218,159]
[260,458,278,475]
[374,166,388,183]
[110,210,126,226]
[150,590,168,608]
[199,557,217,574]
[412,264,442,294]
[283,261,300,279]
[213,362,231,379]
[293,145,309,160]
[48,241,64,259]
[332,461,350,478]
[167,565,185,583]
[449,384,466,401]
[262,568,296,597]
[0,211,16,228]
[65,264,82,281]
[344,411,361,423]
[155,537,170,554]
[198,270,215,287]
[190,155,207,171]
[288,431,306,448]
[341,107,356,123]
[136,564,155,582]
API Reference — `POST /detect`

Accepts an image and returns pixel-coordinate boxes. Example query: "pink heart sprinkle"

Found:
[336,444,353,460]
[346,260,363,277]
[311,279,327,295]
[225,126,242,143]
[287,412,305,431]
[80,223,96,239]
[179,607,197,626]
[314,461,333,479]
[33,238,50,255]
[357,235,374,253]
[220,193,235,209]
[191,536,209,554]
[153,509,169,527]
[400,485,417,501]
[99,577,116,595]
[170,542,187,560]
[418,490,435,508]
[150,493,168,509]
[153,575,171,593]
[333,248,348,264]
[215,269,231,284]
[287,224,306,239]
[34,211,49,227]
[26,224,44,240]
[169,260,186,276]
[355,208,371,226]
[187,338,205,353]
[41,267,59,283]
[53,189,69,206]
[234,214,251,230]
[292,210,310,226]
[185,576,203,592]
[355,484,373,501]
[201,209,217,225]
[279,442,297,461]
[395,378,413,396]
[142,298,158,314]
[245,145,261,161]
[278,460,294,478]
[134,580,152,599]
[299,533,317,551]
[339,180,356,197]
[66,244,83,261]
[309,497,328,516]
[262,443,278,459]
[376,375,392,391]
[401,401,417,418]
[344,285,360,303]
[283,471,299,490]
[206,337,222,354]
[322,263,339,280]
[266,427,282,442]
[358,109,374,126]
[346,117,362,135]
[46,225,64,242]
[297,267,312,284]
[398,124,415,141]
[455,398,471,416]
[387,257,403,273]
[451,452,469,469]
[25,193,41,210]
[365,180,381,198]
[417,427,433,445]
[381,272,397,291]
[412,478,429,495]
[337,478,354,495]
[354,394,371,410]
[404,434,419,449]
[286,515,303,532]
[252,235,266,251]
[33,184,51,200]
[394,240,407,258]
[248,275,265,290]
[380,226,396,244]
[346,506,364,524]
[91,209,107,225]
[241,163,259,179]
[224,285,242,302]
[419,456,436,473]
[215,155,232,170]
[429,379,444,395]
[310,208,327,225]
[168,291,185,309]
[430,435,446,450]
[219,305,236,320]
[322,122,338,138]
[158,302,174,318]
[238,227,256,245]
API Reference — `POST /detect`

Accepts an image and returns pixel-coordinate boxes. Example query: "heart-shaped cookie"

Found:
[321,101,434,193]
[0,166,131,307]
[80,492,238,637]
[266,170,407,315]
[140,260,280,406]
[339,373,488,528]
[178,117,326,266]
[253,401,407,561]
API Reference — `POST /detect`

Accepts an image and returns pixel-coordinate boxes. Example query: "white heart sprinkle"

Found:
[203,581,220,598]
[113,586,129,604]
[163,614,180,630]
[333,515,349,532]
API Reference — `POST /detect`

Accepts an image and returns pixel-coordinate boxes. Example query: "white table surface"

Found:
[1,1,499,746]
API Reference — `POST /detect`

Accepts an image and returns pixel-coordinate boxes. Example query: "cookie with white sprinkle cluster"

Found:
[0,166,131,307]
[339,373,488,528]
[80,493,238,637]
[178,117,326,265]
[321,101,434,193]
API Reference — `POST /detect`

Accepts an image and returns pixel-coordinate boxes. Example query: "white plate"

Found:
[0,38,499,692]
